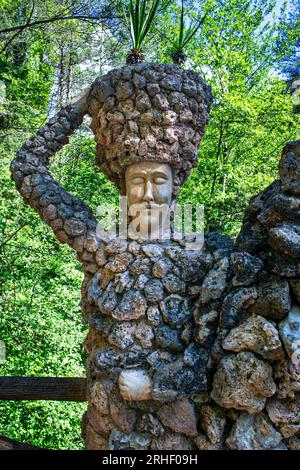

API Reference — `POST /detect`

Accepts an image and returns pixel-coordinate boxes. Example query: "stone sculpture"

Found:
[10,62,300,450]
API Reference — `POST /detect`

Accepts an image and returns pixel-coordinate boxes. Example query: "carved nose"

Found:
[143,181,154,203]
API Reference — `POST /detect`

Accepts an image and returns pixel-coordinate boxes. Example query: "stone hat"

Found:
[87,63,213,197]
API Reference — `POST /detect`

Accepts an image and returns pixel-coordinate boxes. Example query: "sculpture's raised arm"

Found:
[10,90,98,255]
[11,63,213,261]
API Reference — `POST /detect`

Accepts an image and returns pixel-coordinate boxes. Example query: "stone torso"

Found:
[83,236,216,390]
[80,234,234,450]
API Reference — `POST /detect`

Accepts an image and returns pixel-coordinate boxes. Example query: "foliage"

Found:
[279,0,300,80]
[156,0,300,234]
[170,0,207,64]
[0,130,118,448]
[0,135,85,449]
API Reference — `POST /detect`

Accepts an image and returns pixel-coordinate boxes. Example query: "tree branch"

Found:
[0,14,118,35]
[1,0,36,52]
[0,223,28,251]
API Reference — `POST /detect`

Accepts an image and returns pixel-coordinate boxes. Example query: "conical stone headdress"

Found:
[87,63,213,197]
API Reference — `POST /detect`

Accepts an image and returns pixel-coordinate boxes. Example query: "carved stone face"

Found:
[125,161,173,239]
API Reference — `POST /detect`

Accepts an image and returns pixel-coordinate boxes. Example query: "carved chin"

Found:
[128,214,171,239]
[118,369,153,401]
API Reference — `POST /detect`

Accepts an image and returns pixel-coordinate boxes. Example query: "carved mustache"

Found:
[130,202,169,210]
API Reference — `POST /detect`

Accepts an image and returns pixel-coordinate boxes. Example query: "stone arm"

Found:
[10,91,100,257]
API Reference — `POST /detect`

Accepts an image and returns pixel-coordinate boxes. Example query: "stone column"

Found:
[198,140,300,450]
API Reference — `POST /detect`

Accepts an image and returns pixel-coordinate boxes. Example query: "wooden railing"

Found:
[0,376,87,450]
[0,376,87,402]
[0,436,42,450]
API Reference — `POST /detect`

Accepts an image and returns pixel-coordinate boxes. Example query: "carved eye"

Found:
[131,176,144,184]
[153,176,168,184]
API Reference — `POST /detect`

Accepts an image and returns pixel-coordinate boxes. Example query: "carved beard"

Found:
[127,202,172,240]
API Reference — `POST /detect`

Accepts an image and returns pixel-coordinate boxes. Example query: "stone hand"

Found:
[118,369,152,401]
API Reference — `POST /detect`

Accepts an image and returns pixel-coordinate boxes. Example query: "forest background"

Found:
[0,0,299,449]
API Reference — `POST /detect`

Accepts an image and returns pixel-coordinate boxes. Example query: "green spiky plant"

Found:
[171,0,207,65]
[123,0,162,64]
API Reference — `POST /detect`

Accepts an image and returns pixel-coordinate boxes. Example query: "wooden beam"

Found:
[0,376,87,402]
[0,435,44,450]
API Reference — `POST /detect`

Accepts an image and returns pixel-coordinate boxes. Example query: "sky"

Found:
[272,0,293,18]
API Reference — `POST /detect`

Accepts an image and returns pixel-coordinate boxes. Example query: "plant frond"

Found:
[123,0,161,54]
[173,5,208,57]
[139,0,161,46]
[179,0,185,48]
[181,12,207,47]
